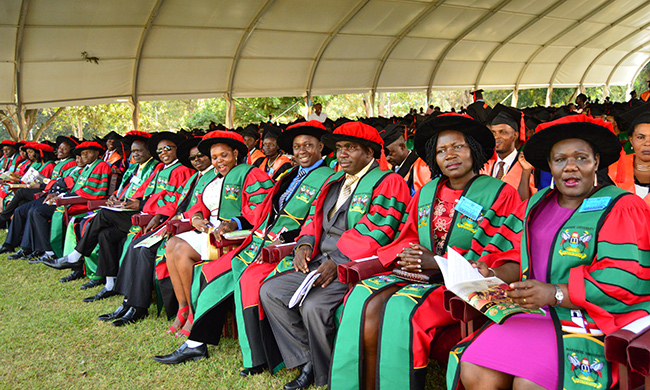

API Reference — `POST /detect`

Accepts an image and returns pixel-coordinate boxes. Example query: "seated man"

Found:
[380,123,430,195]
[43,132,192,303]
[259,122,410,389]
[0,140,23,173]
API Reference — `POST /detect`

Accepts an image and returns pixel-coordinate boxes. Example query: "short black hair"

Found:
[423,133,487,178]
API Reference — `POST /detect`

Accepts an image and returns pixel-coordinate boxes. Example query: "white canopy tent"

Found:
[3,0,650,123]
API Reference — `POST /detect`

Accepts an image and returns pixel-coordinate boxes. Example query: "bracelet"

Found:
[488,267,497,278]
[191,215,202,222]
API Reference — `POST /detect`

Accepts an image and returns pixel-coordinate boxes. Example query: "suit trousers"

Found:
[75,208,136,278]
[259,256,348,387]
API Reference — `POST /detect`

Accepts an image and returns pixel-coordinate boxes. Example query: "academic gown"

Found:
[329,175,521,390]
[260,163,410,387]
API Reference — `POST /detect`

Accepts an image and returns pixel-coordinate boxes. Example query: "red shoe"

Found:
[167,305,189,335]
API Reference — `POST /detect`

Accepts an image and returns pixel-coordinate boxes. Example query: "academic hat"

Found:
[123,130,152,146]
[522,115,621,172]
[277,120,331,156]
[198,130,248,164]
[322,121,385,159]
[103,131,123,141]
[55,136,79,149]
[177,137,203,169]
[147,131,187,161]
[261,123,282,140]
[620,102,650,131]
[631,90,637,95]
[333,117,352,128]
[487,103,531,142]
[415,113,494,164]
[379,123,407,150]
[241,124,260,141]
[471,89,484,101]
[73,141,105,156]
[0,140,18,149]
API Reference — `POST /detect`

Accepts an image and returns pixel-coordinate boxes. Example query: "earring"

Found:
[594,174,598,187]
[550,177,554,189]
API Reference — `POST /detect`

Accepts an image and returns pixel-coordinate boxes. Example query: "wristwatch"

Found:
[553,284,564,306]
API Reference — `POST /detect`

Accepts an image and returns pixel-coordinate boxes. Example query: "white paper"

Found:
[288,270,321,309]
[99,205,138,212]
[622,314,650,334]
[353,255,379,263]
[434,246,484,289]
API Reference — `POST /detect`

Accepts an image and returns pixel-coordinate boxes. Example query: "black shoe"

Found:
[240,364,267,377]
[98,303,131,322]
[29,253,55,265]
[8,249,31,260]
[283,362,314,390]
[111,306,147,327]
[59,269,85,283]
[42,255,83,270]
[0,244,15,254]
[29,251,43,259]
[153,342,208,364]
[82,287,119,303]
[80,278,104,290]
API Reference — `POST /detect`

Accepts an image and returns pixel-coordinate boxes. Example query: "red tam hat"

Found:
[0,140,17,148]
[322,121,388,170]
[278,120,331,155]
[523,114,621,173]
[74,141,105,156]
[198,130,248,164]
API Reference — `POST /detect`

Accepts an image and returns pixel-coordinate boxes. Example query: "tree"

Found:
[0,106,65,141]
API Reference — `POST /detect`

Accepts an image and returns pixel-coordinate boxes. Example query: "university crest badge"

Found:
[224,185,240,200]
[350,194,369,213]
[559,229,592,259]
[295,185,316,203]
[243,242,260,261]
[456,213,481,233]
[567,353,604,388]
[418,205,431,228]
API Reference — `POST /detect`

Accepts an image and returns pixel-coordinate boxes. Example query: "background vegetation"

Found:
[2,61,649,142]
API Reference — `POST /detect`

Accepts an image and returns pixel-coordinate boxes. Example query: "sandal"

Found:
[167,305,189,335]
[175,311,194,338]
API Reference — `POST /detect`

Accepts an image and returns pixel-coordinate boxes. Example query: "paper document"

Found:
[435,247,545,325]
[289,270,321,308]
[99,206,138,212]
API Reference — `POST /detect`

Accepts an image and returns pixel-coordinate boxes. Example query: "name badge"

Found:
[455,196,483,221]
[579,197,611,212]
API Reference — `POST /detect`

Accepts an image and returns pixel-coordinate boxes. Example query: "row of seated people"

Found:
[3,105,650,390]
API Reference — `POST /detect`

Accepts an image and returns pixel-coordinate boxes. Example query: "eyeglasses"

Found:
[188,152,204,161]
[156,145,176,154]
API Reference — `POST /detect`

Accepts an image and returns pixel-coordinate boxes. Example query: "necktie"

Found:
[279,169,307,210]
[495,161,505,180]
[329,176,358,219]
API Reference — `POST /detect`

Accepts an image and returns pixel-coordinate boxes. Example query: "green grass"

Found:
[0,230,445,389]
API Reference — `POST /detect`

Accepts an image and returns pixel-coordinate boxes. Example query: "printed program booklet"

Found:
[435,247,545,324]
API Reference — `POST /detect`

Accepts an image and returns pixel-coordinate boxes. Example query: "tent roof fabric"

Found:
[3,0,650,108]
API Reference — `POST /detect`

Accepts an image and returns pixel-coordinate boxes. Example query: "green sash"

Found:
[417,175,506,252]
[524,186,626,390]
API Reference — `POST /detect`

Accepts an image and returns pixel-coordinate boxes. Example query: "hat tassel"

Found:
[378,147,389,171]
[520,112,526,142]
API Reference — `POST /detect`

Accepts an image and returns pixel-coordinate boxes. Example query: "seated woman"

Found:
[609,105,650,204]
[451,115,650,390]
[329,113,521,390]
[159,131,273,341]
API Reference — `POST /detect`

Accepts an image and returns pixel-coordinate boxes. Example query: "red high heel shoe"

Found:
[176,311,193,338]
